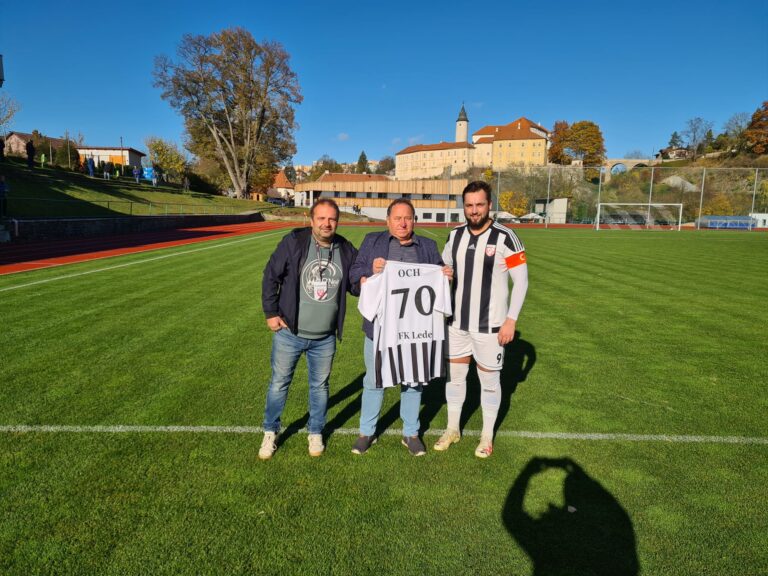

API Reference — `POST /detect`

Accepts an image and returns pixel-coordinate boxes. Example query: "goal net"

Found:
[596,203,683,231]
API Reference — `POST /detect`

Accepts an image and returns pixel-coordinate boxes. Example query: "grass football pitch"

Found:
[1,227,766,575]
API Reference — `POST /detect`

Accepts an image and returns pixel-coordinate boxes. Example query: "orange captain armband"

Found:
[505,251,527,269]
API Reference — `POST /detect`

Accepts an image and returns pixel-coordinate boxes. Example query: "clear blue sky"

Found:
[2,0,766,164]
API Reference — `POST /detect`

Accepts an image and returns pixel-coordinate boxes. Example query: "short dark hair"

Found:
[310,198,340,219]
[462,180,492,204]
[387,198,415,217]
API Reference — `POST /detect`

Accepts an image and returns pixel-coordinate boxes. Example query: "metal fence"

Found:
[6,197,239,218]
[479,165,767,229]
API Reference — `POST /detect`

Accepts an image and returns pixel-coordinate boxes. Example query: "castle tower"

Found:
[455,103,469,143]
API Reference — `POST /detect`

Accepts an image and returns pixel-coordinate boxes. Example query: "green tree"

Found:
[190,155,230,193]
[712,133,730,151]
[145,137,187,182]
[548,120,572,165]
[702,129,715,153]
[308,155,343,181]
[375,156,395,174]
[355,150,369,174]
[668,131,683,148]
[284,165,297,184]
[54,138,80,168]
[743,101,768,155]
[154,28,302,198]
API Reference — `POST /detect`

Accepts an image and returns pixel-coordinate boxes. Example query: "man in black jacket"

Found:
[259,199,359,460]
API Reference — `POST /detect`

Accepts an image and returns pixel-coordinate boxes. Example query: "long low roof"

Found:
[396,141,474,155]
[77,146,146,156]
[295,175,468,195]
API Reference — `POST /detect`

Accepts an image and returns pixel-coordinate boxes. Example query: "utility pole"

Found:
[65,130,71,169]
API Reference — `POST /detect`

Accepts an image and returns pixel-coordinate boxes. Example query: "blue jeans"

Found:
[359,337,422,437]
[263,329,336,434]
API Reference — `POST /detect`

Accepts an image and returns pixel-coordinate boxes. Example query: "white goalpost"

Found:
[596,203,683,231]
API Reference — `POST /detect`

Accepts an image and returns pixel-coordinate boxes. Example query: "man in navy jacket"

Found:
[259,199,359,460]
[349,199,452,456]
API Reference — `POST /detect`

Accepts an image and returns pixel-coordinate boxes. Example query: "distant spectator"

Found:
[41,153,46,168]
[25,140,36,169]
[87,157,95,177]
[151,172,158,187]
[114,165,121,179]
[132,166,140,184]
[0,137,5,161]
[183,175,190,191]
[104,161,113,180]
[0,175,7,218]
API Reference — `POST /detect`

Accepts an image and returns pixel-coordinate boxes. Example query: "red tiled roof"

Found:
[474,137,494,144]
[272,169,294,189]
[473,118,550,142]
[495,117,549,140]
[7,131,67,147]
[316,173,391,183]
[396,141,474,155]
[473,125,502,137]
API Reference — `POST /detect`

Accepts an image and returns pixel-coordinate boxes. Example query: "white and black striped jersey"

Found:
[442,221,528,333]
[358,261,451,388]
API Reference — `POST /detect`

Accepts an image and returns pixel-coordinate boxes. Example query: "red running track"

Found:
[0,221,294,276]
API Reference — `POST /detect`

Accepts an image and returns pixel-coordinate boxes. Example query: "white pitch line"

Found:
[419,228,444,240]
[0,229,286,293]
[1,424,766,445]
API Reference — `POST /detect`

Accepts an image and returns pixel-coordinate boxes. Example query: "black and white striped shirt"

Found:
[358,262,451,388]
[442,221,527,333]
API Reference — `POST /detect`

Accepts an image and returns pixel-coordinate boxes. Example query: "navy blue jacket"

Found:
[262,227,359,340]
[349,230,444,340]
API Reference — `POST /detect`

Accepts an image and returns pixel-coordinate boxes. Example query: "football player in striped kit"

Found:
[434,181,529,457]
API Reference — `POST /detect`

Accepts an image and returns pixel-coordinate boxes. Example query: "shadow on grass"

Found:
[277,375,364,447]
[418,330,536,434]
[503,457,639,576]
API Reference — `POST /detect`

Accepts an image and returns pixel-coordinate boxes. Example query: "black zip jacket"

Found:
[262,227,359,340]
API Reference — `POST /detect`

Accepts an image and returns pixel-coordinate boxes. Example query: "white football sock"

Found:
[445,362,469,431]
[478,369,501,439]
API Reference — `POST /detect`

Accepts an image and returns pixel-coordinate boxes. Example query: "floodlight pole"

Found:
[595,167,603,230]
[545,166,552,229]
[647,167,655,229]
[696,168,707,230]
[749,168,759,231]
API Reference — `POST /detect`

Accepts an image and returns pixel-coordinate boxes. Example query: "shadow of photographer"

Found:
[503,457,639,576]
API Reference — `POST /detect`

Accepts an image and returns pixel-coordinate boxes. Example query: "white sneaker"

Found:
[308,433,325,457]
[433,429,461,451]
[474,436,493,459]
[259,431,278,460]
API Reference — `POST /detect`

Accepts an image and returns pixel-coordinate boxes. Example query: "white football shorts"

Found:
[447,324,504,371]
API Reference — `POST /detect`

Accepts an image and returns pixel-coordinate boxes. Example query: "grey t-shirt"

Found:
[297,240,343,339]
